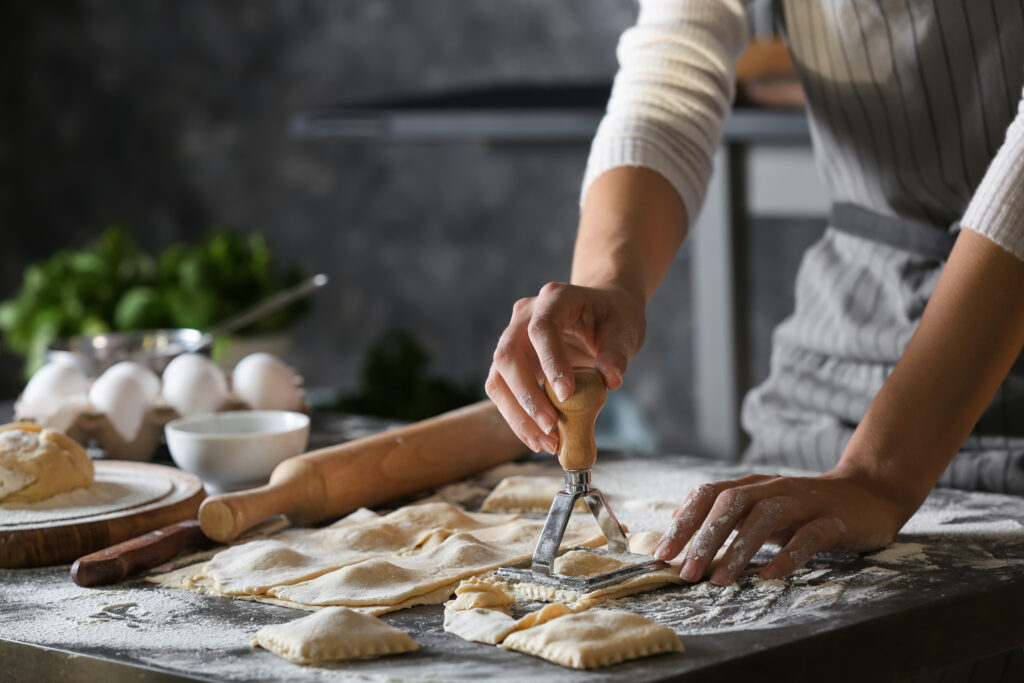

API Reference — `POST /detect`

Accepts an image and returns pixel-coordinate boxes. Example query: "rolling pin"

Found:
[199,399,528,542]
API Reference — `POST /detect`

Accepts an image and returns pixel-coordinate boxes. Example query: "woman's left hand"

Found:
[652,471,908,585]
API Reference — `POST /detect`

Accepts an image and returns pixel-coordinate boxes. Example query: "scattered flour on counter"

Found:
[902,514,1024,538]
[620,498,679,514]
[85,602,152,625]
[794,568,832,583]
[860,566,901,578]
[970,558,1012,569]
[0,578,248,655]
[598,564,900,635]
[901,489,1024,539]
[751,578,787,592]
[866,543,927,565]
[594,460,715,533]
[790,579,847,610]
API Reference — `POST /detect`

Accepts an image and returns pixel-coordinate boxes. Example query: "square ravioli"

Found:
[500,609,683,669]
[251,606,418,664]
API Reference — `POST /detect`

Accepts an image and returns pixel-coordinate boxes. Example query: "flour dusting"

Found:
[794,568,832,583]
[790,579,846,609]
[866,542,927,565]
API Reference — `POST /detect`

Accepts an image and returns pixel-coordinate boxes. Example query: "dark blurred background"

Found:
[0,0,826,454]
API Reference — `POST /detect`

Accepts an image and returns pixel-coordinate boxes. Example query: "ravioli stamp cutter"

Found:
[496,368,667,590]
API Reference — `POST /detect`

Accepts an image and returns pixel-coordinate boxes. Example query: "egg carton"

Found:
[15,386,309,462]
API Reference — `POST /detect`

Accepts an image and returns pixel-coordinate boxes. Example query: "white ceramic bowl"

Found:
[165,410,310,492]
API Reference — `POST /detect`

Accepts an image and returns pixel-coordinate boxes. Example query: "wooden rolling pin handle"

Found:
[199,400,526,543]
[199,459,322,543]
[544,368,606,470]
[70,519,214,587]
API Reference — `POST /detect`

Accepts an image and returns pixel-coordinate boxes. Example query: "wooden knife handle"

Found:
[199,399,527,543]
[70,519,213,587]
[544,368,606,471]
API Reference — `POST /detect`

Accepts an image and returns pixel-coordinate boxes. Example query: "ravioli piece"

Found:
[447,576,517,613]
[500,609,684,669]
[443,599,576,645]
[251,607,417,665]
[508,536,684,610]
[443,608,518,645]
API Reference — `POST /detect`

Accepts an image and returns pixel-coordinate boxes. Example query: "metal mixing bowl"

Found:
[46,328,210,378]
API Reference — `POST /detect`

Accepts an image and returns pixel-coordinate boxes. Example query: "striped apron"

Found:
[740,1,1024,494]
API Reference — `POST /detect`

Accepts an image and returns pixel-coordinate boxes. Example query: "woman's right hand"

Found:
[485,281,647,453]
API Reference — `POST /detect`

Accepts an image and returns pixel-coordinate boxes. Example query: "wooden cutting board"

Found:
[0,461,204,569]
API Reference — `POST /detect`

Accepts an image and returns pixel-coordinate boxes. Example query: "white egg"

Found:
[18,361,91,419]
[88,372,149,441]
[231,353,304,411]
[101,361,161,405]
[161,353,228,417]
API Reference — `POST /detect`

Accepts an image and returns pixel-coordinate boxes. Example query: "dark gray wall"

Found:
[0,0,822,454]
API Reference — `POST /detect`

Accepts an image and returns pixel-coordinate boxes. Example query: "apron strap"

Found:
[830,203,957,263]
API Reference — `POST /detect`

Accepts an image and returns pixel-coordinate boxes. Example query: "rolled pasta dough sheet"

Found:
[481,475,588,514]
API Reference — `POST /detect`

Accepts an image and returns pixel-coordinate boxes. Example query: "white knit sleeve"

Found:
[960,88,1024,262]
[580,0,751,224]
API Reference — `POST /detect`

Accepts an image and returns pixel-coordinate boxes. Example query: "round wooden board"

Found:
[0,461,205,569]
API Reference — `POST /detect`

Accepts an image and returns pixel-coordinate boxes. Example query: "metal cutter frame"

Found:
[496,469,667,590]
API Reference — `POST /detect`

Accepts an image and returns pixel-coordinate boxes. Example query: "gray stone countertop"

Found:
[2,449,1024,682]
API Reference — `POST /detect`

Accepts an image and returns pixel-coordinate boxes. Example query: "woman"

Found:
[485,0,1024,586]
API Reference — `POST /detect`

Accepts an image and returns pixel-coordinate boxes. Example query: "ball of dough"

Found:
[0,423,93,503]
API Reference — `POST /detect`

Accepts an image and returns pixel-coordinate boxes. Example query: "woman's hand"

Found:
[484,166,689,453]
[484,282,646,453]
[653,471,908,585]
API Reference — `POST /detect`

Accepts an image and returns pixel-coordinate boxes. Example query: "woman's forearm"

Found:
[572,167,689,305]
[834,229,1024,518]
[654,228,1024,583]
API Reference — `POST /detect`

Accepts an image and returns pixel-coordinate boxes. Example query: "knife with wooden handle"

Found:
[70,519,214,587]
[199,399,527,543]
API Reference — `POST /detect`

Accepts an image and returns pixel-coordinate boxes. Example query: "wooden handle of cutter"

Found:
[544,368,606,470]
[198,399,527,542]
[70,519,213,587]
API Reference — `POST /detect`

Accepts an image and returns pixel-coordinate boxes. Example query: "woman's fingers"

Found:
[654,475,778,563]
[527,283,578,402]
[490,327,559,449]
[678,487,756,582]
[654,483,717,560]
[662,475,788,582]
[648,472,904,586]
[709,496,796,586]
[487,295,563,452]
[484,368,551,453]
[761,517,845,580]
